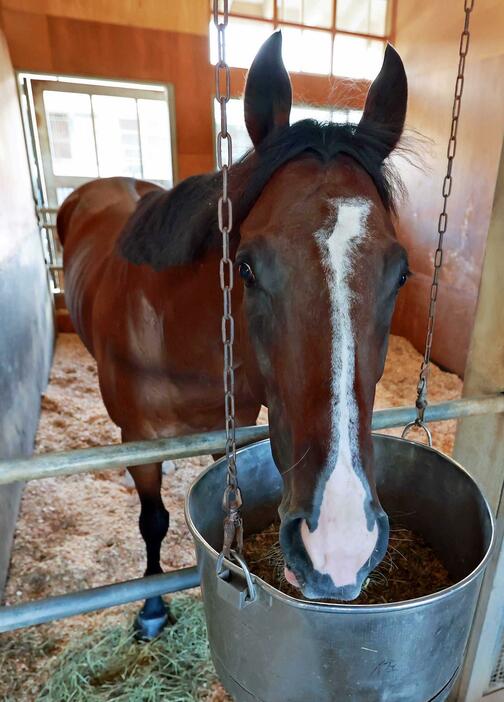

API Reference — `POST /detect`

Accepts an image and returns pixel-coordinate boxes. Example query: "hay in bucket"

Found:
[35,596,218,701]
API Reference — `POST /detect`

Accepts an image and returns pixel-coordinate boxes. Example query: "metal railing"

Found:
[0,392,503,633]
[36,206,62,292]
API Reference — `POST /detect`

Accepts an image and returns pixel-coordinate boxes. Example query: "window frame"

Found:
[215,0,397,77]
[27,76,177,208]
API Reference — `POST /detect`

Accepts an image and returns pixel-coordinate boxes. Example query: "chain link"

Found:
[213,0,243,560]
[406,0,475,443]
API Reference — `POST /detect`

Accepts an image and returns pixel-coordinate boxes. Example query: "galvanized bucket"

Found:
[185,436,494,702]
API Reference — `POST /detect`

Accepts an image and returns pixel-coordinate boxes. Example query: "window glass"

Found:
[92,95,142,178]
[333,35,385,79]
[228,0,274,19]
[43,91,98,177]
[291,104,331,122]
[56,187,74,205]
[210,17,272,69]
[137,99,173,185]
[282,26,332,74]
[214,98,252,161]
[348,109,364,124]
[336,0,389,36]
[277,0,333,27]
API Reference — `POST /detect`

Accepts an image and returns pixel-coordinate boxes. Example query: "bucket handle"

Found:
[216,549,257,604]
[401,420,433,447]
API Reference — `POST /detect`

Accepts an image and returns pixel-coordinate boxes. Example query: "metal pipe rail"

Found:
[0,567,200,634]
[0,393,502,634]
[0,394,502,486]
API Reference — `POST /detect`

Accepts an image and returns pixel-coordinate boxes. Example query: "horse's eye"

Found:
[239,262,256,287]
[398,270,411,288]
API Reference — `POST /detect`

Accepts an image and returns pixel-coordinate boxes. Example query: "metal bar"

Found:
[0,425,270,485]
[0,395,502,486]
[0,567,200,633]
[371,394,504,429]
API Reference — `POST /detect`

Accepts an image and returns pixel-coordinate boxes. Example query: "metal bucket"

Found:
[185,436,494,702]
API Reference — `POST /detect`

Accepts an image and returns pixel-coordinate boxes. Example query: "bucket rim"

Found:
[184,434,495,613]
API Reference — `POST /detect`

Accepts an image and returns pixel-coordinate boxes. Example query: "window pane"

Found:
[213,98,252,161]
[57,186,74,205]
[336,0,389,36]
[228,0,274,19]
[137,99,173,185]
[291,104,331,122]
[92,95,142,178]
[210,17,272,69]
[277,0,332,28]
[43,90,98,177]
[348,109,363,124]
[333,35,385,79]
[329,108,347,123]
[282,26,331,74]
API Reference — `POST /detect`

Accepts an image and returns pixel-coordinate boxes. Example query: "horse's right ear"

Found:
[119,175,218,270]
[244,31,292,147]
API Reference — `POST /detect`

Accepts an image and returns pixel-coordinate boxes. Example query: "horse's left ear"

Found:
[358,43,407,160]
[244,31,292,147]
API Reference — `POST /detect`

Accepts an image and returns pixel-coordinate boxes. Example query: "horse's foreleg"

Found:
[127,460,171,639]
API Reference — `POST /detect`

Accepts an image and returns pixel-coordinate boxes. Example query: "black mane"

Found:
[120,119,404,270]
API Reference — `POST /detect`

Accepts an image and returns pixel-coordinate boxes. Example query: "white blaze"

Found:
[301,198,378,589]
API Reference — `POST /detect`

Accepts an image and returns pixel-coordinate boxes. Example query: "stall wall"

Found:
[392,0,504,375]
[2,1,502,374]
[0,0,368,181]
[0,0,215,179]
[0,26,53,596]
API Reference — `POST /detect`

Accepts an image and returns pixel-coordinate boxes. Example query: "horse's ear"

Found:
[119,175,218,270]
[357,43,407,160]
[244,31,292,147]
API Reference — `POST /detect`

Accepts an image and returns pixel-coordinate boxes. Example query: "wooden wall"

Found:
[0,0,369,181]
[0,23,53,597]
[0,0,216,179]
[392,0,504,375]
[2,0,501,374]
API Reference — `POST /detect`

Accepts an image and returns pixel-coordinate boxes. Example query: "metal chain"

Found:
[213,0,243,561]
[404,0,475,445]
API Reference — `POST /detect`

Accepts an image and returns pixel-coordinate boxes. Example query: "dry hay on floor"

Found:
[34,596,216,702]
[0,333,461,700]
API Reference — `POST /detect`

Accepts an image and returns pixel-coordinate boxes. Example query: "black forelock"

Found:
[119,119,405,270]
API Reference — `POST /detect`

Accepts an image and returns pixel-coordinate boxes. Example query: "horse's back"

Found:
[58,177,161,353]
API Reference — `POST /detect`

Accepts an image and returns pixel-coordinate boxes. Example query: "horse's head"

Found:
[237,34,409,600]
[120,33,409,602]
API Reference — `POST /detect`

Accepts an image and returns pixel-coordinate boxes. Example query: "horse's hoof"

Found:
[134,608,169,641]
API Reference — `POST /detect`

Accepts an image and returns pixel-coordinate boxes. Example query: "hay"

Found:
[244,520,453,605]
[34,596,217,702]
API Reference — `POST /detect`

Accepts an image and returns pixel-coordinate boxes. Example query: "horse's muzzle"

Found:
[278,510,390,601]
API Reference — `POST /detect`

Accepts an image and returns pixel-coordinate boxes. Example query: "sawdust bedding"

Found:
[0,333,461,700]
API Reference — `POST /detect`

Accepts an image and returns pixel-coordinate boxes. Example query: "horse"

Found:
[58,32,409,639]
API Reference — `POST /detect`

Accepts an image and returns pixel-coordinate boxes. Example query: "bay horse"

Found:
[58,33,409,638]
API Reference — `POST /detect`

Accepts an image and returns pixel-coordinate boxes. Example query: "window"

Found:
[210,0,393,78]
[214,98,363,161]
[24,76,175,208]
